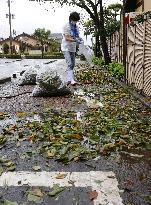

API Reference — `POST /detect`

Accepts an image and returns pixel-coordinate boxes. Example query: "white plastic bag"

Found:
[78,44,94,64]
[18,66,37,85]
[32,62,71,97]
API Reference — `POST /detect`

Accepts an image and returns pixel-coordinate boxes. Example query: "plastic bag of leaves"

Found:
[78,44,94,64]
[32,68,71,97]
[18,66,38,86]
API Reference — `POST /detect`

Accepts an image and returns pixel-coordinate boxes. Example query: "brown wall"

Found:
[135,0,151,12]
[144,0,151,11]
[0,40,21,54]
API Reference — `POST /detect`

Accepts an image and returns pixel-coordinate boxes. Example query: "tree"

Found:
[104,3,122,35]
[83,3,122,55]
[3,43,9,54]
[30,0,111,64]
[50,40,60,53]
[107,3,123,21]
[34,28,51,58]
[19,42,26,54]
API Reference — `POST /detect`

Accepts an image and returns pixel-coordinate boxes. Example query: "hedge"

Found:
[0,53,64,59]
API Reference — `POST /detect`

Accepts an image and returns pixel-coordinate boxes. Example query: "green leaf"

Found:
[48,184,66,197]
[0,166,3,176]
[27,193,43,203]
[146,195,151,203]
[0,136,7,145]
[1,199,18,205]
[27,188,43,203]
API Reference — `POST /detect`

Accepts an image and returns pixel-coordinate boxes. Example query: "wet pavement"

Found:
[0,58,57,79]
[0,60,151,205]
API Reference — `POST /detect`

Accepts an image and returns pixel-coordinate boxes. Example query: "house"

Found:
[0,32,62,54]
[0,38,24,54]
[14,32,52,54]
[0,32,56,54]
[14,33,40,48]
[124,0,151,13]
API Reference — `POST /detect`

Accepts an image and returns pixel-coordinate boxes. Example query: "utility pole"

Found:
[6,0,14,54]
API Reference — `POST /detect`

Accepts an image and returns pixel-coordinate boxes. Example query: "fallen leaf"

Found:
[0,135,7,145]
[0,112,5,120]
[32,166,41,171]
[32,188,43,197]
[11,124,18,130]
[47,152,55,158]
[71,134,83,140]
[103,143,115,151]
[146,195,151,203]
[116,139,126,145]
[139,173,148,181]
[7,165,16,171]
[18,132,24,138]
[56,173,67,179]
[2,200,18,205]
[27,190,43,203]
[107,175,115,179]
[48,184,66,197]
[0,166,3,176]
[88,190,98,200]
[0,112,5,116]
[16,112,27,117]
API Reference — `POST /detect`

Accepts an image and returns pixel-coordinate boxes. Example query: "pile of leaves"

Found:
[0,66,150,164]
[0,110,98,164]
[75,60,124,84]
[0,157,16,175]
[75,67,105,84]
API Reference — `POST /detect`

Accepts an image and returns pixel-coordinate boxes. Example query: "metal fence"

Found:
[109,19,151,97]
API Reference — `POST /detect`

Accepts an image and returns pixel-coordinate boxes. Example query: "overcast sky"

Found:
[0,0,121,44]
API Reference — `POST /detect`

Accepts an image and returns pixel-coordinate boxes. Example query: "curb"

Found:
[112,77,151,110]
[100,65,151,110]
[0,77,11,84]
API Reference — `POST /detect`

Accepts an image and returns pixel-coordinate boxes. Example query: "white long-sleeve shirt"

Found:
[61,22,80,52]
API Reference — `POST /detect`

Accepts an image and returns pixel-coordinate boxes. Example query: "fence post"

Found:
[141,20,146,93]
[122,7,127,83]
[132,25,136,85]
[118,30,120,63]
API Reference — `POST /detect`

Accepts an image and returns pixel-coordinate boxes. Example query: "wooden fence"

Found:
[109,19,151,97]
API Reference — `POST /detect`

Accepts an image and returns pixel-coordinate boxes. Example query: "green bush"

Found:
[0,54,21,59]
[92,57,105,66]
[44,52,63,57]
[108,62,124,79]
[52,51,63,56]
[24,52,29,55]
[0,54,64,59]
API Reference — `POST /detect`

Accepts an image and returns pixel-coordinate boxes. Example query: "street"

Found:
[0,60,151,205]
